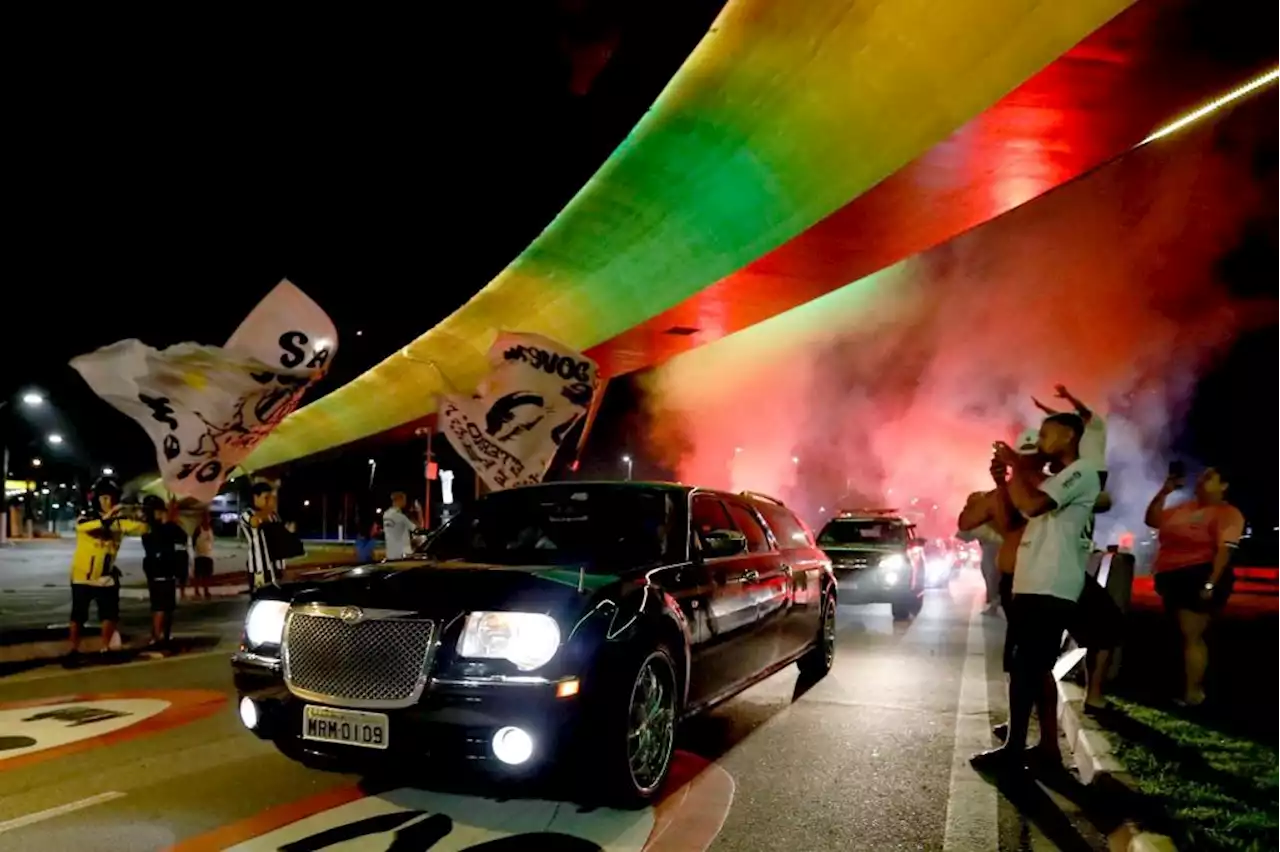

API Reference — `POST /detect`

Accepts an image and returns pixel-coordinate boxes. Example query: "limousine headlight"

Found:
[458,612,561,672]
[245,600,289,647]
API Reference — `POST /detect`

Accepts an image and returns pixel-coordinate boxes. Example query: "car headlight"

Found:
[879,554,905,571]
[457,611,561,672]
[245,600,289,647]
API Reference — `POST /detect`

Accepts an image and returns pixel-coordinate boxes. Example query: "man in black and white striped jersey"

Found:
[240,481,285,589]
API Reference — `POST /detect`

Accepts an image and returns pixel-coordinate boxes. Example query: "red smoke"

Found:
[637,94,1276,539]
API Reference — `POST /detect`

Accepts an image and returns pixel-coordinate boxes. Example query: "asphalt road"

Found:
[0,572,1115,851]
[0,538,251,593]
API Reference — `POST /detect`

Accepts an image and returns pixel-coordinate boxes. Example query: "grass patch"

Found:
[1109,697,1277,851]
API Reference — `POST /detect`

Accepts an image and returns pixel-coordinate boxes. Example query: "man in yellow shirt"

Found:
[69,478,147,657]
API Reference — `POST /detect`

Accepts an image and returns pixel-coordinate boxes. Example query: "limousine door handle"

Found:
[739,569,760,584]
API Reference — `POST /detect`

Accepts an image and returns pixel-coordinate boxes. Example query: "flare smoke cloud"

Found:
[634,96,1275,541]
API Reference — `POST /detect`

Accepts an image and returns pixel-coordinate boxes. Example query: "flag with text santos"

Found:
[70,280,336,502]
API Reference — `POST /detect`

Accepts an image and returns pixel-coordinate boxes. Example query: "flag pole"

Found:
[569,375,611,474]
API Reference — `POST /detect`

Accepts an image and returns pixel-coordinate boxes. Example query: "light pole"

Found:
[621,454,633,481]
[1,391,47,544]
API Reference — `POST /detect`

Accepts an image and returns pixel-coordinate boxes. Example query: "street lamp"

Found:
[101,466,114,476]
[47,434,64,446]
[621,455,633,481]
[3,390,52,544]
[31,458,41,468]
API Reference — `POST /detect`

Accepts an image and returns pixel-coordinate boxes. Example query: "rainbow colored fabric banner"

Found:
[243,0,1131,472]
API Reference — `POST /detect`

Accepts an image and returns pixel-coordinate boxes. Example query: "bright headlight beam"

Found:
[1141,68,1279,145]
[245,600,289,647]
[458,612,562,671]
[878,554,905,571]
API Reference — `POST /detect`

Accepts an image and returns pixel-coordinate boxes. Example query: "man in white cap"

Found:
[1034,384,1107,487]
[962,422,1120,763]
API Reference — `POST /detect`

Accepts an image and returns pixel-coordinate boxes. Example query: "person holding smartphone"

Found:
[971,414,1103,772]
[1145,463,1243,706]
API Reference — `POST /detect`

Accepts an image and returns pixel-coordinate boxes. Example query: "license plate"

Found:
[302,705,389,750]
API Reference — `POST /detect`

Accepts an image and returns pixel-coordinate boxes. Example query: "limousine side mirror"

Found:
[702,529,748,559]
[411,528,438,553]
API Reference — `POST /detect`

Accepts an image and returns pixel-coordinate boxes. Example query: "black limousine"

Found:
[233,481,835,805]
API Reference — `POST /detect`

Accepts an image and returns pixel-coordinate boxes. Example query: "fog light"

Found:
[239,697,259,730]
[492,726,534,765]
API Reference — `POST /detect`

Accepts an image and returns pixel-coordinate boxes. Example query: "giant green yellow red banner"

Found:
[243,0,1132,472]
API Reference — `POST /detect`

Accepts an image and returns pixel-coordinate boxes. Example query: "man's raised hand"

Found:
[1031,396,1058,415]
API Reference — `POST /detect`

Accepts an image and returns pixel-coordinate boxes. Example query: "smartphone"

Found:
[1168,460,1186,479]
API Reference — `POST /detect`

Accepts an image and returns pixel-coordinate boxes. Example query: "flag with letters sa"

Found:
[440,332,599,491]
[70,280,337,502]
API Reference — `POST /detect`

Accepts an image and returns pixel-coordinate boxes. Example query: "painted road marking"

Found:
[942,592,998,851]
[0,690,226,772]
[1,648,231,684]
[169,751,734,852]
[0,699,169,761]
[0,791,126,834]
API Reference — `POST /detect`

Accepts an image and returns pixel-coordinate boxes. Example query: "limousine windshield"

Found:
[422,483,688,571]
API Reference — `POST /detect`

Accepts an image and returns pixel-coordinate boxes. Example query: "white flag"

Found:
[70,280,336,502]
[440,332,599,491]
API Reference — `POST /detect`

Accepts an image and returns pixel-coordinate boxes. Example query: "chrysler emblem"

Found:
[338,606,364,625]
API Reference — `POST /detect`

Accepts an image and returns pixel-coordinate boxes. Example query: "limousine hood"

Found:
[280,560,625,622]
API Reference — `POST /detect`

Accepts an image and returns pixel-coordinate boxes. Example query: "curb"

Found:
[1056,680,1178,852]
[119,584,248,600]
[1,632,223,674]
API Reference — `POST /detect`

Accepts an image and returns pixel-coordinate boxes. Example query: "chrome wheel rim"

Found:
[823,602,836,667]
[626,655,676,793]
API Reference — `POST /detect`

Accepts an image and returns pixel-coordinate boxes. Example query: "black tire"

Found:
[798,594,836,679]
[892,595,918,621]
[588,644,680,809]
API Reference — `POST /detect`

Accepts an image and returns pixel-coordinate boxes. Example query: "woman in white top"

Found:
[192,512,216,600]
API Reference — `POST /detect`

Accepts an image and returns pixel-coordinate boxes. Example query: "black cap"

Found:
[92,477,122,499]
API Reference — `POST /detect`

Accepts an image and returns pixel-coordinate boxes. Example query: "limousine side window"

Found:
[691,495,735,552]
[758,503,813,549]
[724,501,771,554]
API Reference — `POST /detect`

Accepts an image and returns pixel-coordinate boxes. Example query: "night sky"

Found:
[3,1,724,482]
[3,2,1275,551]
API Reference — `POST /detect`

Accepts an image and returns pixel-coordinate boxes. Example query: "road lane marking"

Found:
[0,791,125,834]
[942,592,998,851]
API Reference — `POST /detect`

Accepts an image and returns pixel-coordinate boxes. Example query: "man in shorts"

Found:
[972,413,1103,772]
[68,478,147,660]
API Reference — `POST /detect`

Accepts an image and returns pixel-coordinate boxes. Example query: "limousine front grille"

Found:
[283,608,435,709]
